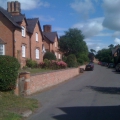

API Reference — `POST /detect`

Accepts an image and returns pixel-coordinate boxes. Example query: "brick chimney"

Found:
[7,1,21,15]
[43,25,52,32]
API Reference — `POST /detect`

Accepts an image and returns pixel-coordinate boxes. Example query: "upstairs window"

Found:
[22,45,26,57]
[0,44,5,55]
[36,33,38,41]
[36,49,39,59]
[22,26,25,37]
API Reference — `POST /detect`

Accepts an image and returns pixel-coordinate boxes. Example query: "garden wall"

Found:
[15,66,85,96]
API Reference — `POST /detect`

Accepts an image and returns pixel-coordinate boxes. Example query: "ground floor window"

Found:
[0,44,5,55]
[36,49,39,59]
[22,45,26,57]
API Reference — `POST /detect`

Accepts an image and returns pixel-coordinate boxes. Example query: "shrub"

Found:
[77,58,84,65]
[0,55,20,91]
[66,54,78,67]
[44,59,51,69]
[26,59,38,68]
[43,52,56,60]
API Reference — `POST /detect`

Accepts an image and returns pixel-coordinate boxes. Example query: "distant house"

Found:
[0,1,44,67]
[112,45,120,66]
[43,25,62,60]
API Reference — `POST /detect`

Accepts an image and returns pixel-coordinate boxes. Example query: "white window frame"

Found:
[36,49,39,59]
[22,45,26,57]
[36,33,38,41]
[22,26,25,37]
[59,54,61,59]
[55,52,57,58]
[0,44,5,55]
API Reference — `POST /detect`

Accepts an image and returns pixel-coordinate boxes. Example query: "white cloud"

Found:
[102,0,120,31]
[114,38,120,45]
[1,0,50,10]
[112,31,120,38]
[70,0,94,19]
[73,17,104,38]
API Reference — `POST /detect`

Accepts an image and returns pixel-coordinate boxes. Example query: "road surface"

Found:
[28,64,120,120]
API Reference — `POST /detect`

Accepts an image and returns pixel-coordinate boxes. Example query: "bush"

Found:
[66,54,78,67]
[0,55,20,91]
[44,59,51,69]
[26,59,38,68]
[43,52,56,60]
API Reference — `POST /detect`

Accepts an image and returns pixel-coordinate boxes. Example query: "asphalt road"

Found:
[28,64,120,120]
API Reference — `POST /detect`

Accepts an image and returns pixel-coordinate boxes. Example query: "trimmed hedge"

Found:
[0,55,20,91]
[43,52,56,60]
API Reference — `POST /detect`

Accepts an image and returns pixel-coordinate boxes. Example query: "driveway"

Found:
[28,64,120,120]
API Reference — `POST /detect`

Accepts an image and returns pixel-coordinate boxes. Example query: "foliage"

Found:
[0,55,20,91]
[26,59,38,68]
[66,54,78,67]
[59,28,88,56]
[90,49,96,53]
[43,51,56,60]
[88,52,95,62]
[76,52,89,64]
[95,48,113,62]
[39,60,67,70]
[44,59,51,69]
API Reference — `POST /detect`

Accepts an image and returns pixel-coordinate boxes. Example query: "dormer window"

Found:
[36,33,38,41]
[22,26,25,37]
[0,44,5,55]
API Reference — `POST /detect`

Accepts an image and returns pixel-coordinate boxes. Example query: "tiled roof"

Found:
[13,14,25,23]
[0,38,6,44]
[43,32,58,43]
[26,18,39,33]
[0,7,21,28]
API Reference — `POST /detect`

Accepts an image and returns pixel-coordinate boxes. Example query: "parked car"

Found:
[108,63,115,68]
[98,61,101,65]
[115,63,120,72]
[85,63,94,71]
[101,62,107,66]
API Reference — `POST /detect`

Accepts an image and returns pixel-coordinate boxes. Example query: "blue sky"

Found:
[1,0,120,52]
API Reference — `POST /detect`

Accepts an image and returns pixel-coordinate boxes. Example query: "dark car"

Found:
[108,63,115,68]
[85,63,94,71]
[115,63,120,72]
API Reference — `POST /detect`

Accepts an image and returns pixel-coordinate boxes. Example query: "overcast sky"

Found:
[1,0,120,52]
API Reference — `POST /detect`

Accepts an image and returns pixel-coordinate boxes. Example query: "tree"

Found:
[59,28,88,56]
[90,49,96,54]
[108,44,114,49]
[95,48,113,62]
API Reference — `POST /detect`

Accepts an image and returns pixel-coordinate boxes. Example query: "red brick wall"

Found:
[14,19,30,67]
[20,68,79,95]
[30,23,43,63]
[0,12,15,56]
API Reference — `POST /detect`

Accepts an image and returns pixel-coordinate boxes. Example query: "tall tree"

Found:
[90,49,96,54]
[59,28,88,56]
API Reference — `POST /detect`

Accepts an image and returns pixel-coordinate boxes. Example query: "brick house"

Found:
[43,25,62,60]
[0,1,44,67]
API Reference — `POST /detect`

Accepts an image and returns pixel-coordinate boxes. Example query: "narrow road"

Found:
[28,64,120,120]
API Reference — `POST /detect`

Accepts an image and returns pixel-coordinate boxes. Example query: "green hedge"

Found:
[43,52,56,60]
[0,55,20,91]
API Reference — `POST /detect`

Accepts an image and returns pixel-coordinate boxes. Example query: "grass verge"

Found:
[0,91,39,120]
[19,68,52,75]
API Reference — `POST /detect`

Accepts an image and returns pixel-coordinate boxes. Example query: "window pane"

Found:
[0,44,3,55]
[36,49,39,59]
[22,45,25,57]
[36,33,38,41]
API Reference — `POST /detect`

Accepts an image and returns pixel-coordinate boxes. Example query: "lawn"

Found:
[0,91,39,120]
[19,68,53,75]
